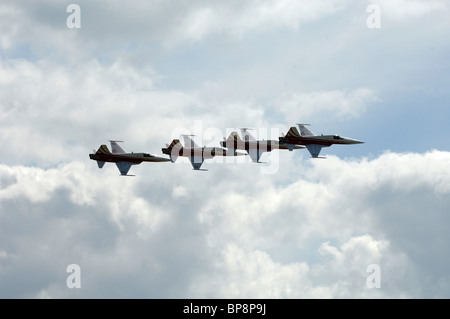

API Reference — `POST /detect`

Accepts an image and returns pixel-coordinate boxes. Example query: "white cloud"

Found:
[177,0,349,43]
[0,3,26,50]
[314,235,413,298]
[191,244,317,298]
[0,0,350,53]
[1,141,450,298]
[274,88,377,122]
[189,150,450,297]
[1,0,450,299]
[0,161,168,230]
[0,57,199,165]
[376,0,447,20]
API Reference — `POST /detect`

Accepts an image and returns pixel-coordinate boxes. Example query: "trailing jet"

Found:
[161,135,246,170]
[220,128,304,163]
[279,124,364,158]
[89,140,170,175]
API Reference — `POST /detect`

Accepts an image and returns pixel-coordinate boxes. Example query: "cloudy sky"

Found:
[1,0,449,298]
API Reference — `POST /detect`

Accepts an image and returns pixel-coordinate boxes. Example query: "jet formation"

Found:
[220,128,304,163]
[89,124,364,175]
[161,134,246,170]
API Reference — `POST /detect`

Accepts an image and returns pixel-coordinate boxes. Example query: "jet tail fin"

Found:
[95,144,111,155]
[222,131,245,151]
[166,139,182,150]
[228,131,243,142]
[284,126,301,138]
[163,139,182,163]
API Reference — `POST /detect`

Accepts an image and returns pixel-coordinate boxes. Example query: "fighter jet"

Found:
[279,124,364,158]
[89,140,170,175]
[220,128,304,163]
[161,135,246,170]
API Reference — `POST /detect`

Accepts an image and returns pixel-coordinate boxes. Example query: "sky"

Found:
[0,0,449,298]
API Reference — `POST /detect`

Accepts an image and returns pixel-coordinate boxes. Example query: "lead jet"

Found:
[279,124,364,158]
[89,140,170,175]
[161,135,246,170]
[220,128,304,163]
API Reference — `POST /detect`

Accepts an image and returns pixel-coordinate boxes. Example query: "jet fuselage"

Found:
[279,134,364,147]
[161,146,243,159]
[89,145,170,164]
[220,140,303,151]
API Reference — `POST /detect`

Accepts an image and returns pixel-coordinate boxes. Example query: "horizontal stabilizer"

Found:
[170,154,178,163]
[286,144,296,151]
[96,161,105,168]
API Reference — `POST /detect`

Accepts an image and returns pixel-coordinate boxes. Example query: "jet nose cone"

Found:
[342,137,364,144]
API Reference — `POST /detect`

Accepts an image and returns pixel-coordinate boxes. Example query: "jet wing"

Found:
[189,156,204,170]
[247,148,264,163]
[115,162,134,175]
[305,145,324,158]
